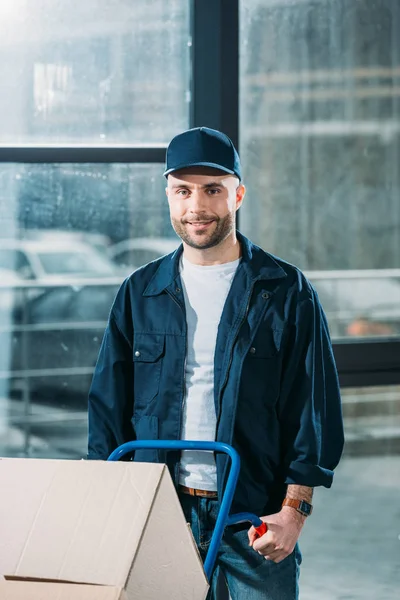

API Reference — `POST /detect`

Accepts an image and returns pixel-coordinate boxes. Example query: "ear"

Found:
[235,184,246,211]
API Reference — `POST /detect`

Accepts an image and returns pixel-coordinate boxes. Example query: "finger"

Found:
[248,526,264,547]
[264,547,291,563]
[252,530,274,553]
[264,548,283,561]
[247,526,257,546]
[254,529,272,544]
[253,539,276,555]
[264,551,287,564]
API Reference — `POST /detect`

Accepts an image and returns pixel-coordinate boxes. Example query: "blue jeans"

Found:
[179,492,302,600]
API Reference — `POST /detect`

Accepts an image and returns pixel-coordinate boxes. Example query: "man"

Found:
[88,127,344,599]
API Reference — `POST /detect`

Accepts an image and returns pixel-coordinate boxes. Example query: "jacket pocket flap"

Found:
[133,333,165,362]
[248,328,283,358]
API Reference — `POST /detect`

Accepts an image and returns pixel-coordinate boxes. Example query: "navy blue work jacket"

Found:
[88,232,344,516]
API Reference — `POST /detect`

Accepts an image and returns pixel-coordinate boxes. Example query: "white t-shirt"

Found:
[179,254,240,490]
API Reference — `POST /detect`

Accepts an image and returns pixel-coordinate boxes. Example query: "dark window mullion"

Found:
[190,0,239,145]
[191,0,239,239]
[0,146,166,163]
[333,339,400,387]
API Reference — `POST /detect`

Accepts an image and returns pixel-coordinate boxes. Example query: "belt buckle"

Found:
[200,489,217,498]
[180,485,217,498]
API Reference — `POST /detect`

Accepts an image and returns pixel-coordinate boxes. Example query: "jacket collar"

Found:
[143,231,287,297]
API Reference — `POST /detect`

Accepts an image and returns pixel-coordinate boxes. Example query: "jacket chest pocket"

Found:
[247,327,283,358]
[239,328,283,405]
[133,333,165,405]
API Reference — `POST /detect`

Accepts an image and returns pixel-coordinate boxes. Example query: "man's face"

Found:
[166,167,245,250]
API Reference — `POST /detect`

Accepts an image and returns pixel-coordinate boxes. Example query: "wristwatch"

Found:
[282,497,313,517]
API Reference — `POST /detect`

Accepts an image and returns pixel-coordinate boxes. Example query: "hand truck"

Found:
[108,440,267,582]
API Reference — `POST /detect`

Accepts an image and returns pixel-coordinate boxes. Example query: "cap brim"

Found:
[163,161,237,178]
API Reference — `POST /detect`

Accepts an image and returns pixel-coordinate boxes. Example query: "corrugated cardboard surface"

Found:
[0,458,209,599]
[0,459,163,586]
[127,468,209,599]
[0,581,127,599]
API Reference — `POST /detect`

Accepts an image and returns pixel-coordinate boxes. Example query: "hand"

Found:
[247,507,305,563]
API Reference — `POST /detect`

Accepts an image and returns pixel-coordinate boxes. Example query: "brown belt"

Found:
[178,485,218,498]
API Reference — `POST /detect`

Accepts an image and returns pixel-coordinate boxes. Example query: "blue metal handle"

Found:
[107,440,265,580]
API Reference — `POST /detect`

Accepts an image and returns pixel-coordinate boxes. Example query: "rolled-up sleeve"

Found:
[278,283,344,488]
[87,288,134,460]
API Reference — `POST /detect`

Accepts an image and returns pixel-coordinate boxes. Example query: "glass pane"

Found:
[0,163,179,458]
[309,272,400,338]
[301,385,400,599]
[0,0,190,144]
[240,0,400,339]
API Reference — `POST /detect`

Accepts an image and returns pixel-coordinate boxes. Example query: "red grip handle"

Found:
[254,522,268,538]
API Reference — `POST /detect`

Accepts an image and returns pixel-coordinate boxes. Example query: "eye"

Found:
[177,189,189,196]
[207,188,221,195]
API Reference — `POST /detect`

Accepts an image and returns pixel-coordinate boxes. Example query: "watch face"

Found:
[299,500,312,516]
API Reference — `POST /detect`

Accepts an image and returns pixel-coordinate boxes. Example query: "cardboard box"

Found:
[0,580,127,599]
[0,458,209,599]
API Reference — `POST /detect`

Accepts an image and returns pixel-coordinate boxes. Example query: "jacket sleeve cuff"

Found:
[285,461,334,488]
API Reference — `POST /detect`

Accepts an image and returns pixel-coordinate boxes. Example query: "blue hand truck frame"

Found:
[108,440,267,582]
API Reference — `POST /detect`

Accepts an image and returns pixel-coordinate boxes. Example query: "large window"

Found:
[240,0,400,339]
[240,2,399,598]
[0,0,189,460]
[0,0,190,143]
[0,163,172,241]
[0,162,177,459]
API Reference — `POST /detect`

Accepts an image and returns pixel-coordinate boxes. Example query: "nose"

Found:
[186,190,208,214]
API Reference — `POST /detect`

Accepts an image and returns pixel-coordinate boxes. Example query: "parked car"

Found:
[0,237,118,282]
[0,236,123,404]
[0,268,22,309]
[108,236,180,271]
[4,282,120,403]
[22,228,113,257]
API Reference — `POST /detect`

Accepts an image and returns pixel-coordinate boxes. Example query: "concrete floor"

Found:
[299,455,400,600]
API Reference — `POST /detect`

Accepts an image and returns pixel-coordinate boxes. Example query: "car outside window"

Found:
[36,250,116,276]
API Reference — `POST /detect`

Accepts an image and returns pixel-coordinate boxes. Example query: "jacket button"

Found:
[176,287,181,293]
[262,292,270,300]
[134,350,140,357]
[249,347,256,354]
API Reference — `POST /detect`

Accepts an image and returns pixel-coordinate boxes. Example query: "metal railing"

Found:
[0,277,122,454]
[1,269,399,384]
[1,270,400,454]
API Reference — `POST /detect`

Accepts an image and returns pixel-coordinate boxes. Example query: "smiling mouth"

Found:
[186,220,214,225]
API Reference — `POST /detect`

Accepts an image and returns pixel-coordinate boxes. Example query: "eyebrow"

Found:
[171,181,225,190]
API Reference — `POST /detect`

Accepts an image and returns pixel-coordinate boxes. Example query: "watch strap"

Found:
[282,497,313,516]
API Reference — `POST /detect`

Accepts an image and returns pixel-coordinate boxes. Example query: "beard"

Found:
[171,212,235,250]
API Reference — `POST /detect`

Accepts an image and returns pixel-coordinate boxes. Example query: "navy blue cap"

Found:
[164,127,242,181]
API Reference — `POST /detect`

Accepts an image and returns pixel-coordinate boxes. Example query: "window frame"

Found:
[0,0,398,387]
